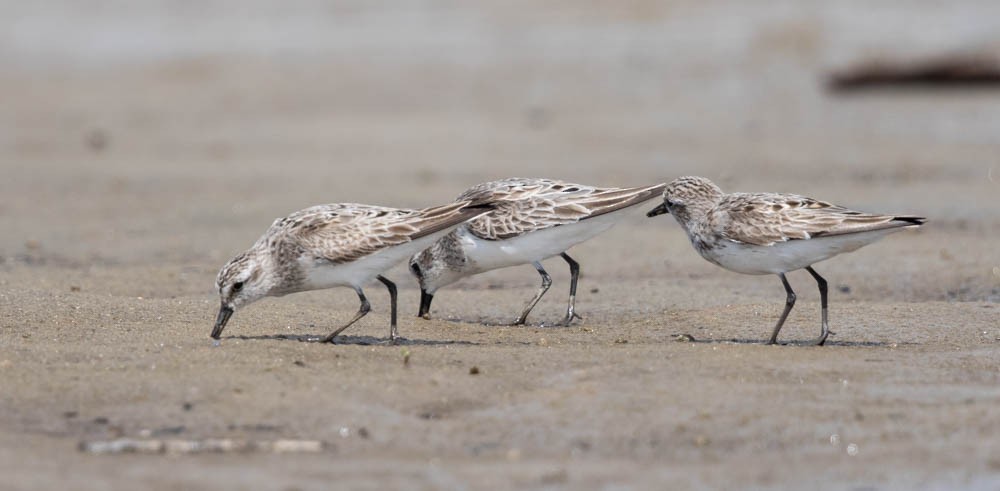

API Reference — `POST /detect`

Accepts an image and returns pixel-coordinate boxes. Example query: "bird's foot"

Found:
[805,334,829,346]
[556,312,583,327]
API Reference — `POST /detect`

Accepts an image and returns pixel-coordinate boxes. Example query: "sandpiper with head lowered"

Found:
[213,201,492,343]
[646,176,925,345]
[409,178,666,325]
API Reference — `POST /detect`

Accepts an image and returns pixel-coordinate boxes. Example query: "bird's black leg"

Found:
[376,275,399,343]
[559,252,584,325]
[768,273,796,345]
[320,287,371,343]
[805,266,830,346]
[514,261,551,325]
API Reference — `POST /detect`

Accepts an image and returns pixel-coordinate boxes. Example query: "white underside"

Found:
[298,228,454,291]
[459,211,621,274]
[701,226,915,275]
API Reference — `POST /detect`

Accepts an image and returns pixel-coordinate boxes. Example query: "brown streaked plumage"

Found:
[212,200,491,343]
[456,178,667,240]
[410,178,667,325]
[647,176,925,346]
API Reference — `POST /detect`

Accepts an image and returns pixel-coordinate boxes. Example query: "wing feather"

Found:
[459,178,665,240]
[275,202,487,263]
[712,193,925,246]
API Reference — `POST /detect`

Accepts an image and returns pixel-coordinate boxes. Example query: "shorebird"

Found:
[647,176,925,345]
[212,201,491,343]
[409,178,666,325]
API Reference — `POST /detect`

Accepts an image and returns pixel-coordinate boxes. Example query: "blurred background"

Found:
[3,5,999,488]
[1,0,997,300]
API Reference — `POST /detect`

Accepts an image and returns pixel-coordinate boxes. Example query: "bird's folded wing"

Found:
[458,178,665,240]
[279,202,476,264]
[716,193,921,247]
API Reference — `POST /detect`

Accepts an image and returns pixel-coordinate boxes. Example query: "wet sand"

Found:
[2,2,999,489]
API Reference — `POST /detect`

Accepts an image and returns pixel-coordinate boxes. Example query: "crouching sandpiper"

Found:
[647,176,925,345]
[213,201,491,343]
[410,178,666,325]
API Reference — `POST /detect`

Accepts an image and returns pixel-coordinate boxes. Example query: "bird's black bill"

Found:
[211,305,234,339]
[418,290,434,319]
[646,202,669,217]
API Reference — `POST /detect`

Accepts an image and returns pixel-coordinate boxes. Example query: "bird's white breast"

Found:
[460,211,621,273]
[298,229,454,290]
[699,227,907,275]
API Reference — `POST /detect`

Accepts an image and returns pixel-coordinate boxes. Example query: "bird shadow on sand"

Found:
[228,333,477,346]
[429,316,578,328]
[672,335,911,348]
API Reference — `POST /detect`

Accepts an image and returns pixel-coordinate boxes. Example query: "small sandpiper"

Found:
[647,176,925,345]
[213,201,491,343]
[409,178,666,325]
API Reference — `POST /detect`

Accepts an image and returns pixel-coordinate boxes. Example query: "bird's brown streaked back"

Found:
[712,193,927,247]
[456,178,666,241]
[274,202,490,265]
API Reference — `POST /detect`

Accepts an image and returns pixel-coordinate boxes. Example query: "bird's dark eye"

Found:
[409,263,421,276]
[232,281,244,292]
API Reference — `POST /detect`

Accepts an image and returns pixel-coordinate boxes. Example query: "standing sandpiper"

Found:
[409,178,666,325]
[213,201,491,343]
[647,176,925,345]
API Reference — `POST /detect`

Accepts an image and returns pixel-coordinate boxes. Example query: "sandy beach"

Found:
[1,1,998,489]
